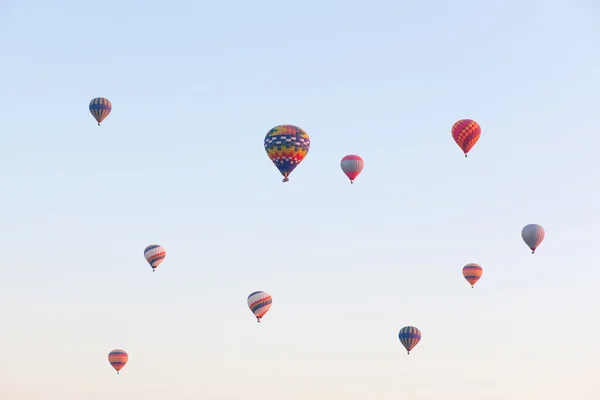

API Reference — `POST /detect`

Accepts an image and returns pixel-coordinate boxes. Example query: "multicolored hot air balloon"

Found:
[108,349,128,374]
[144,244,166,272]
[89,97,112,126]
[451,119,481,157]
[264,125,310,182]
[398,326,421,355]
[462,263,483,288]
[521,224,545,254]
[247,291,272,322]
[340,155,364,184]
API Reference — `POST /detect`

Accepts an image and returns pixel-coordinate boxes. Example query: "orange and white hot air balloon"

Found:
[451,119,481,157]
[108,349,128,374]
[462,263,483,288]
[340,155,364,184]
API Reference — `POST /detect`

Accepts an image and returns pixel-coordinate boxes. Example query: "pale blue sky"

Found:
[1,0,599,399]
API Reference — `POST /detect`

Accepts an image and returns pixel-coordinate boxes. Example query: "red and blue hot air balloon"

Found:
[89,97,112,126]
[398,326,421,355]
[462,263,483,288]
[108,349,128,374]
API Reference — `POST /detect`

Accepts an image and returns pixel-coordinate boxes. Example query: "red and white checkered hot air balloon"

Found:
[340,155,364,184]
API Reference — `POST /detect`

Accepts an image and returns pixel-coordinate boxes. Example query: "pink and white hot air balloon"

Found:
[340,155,364,184]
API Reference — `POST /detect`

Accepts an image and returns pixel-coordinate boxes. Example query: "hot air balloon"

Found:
[521,224,545,254]
[247,291,272,322]
[144,244,166,272]
[340,155,364,184]
[264,125,310,182]
[89,97,112,126]
[398,326,421,355]
[451,119,481,157]
[108,349,128,374]
[462,263,483,288]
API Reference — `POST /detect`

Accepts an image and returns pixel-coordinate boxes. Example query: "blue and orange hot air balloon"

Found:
[462,263,483,288]
[247,291,272,322]
[451,119,481,157]
[108,349,128,374]
[340,155,364,184]
[264,125,310,182]
[521,224,545,254]
[398,326,421,355]
[144,244,166,272]
[89,97,112,126]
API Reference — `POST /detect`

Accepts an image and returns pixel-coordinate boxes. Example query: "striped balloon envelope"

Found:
[521,224,545,254]
[462,263,483,288]
[451,119,481,157]
[89,97,112,126]
[108,349,128,374]
[264,125,310,182]
[398,326,421,355]
[144,244,166,272]
[247,291,272,322]
[340,155,364,184]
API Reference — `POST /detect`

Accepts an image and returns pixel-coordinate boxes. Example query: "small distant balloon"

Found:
[398,326,421,354]
[264,125,310,182]
[462,263,483,288]
[247,291,272,322]
[521,224,545,254]
[108,349,128,374]
[340,155,364,184]
[144,244,166,272]
[451,119,481,157]
[89,97,112,126]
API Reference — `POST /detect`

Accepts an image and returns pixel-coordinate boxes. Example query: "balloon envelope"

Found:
[340,155,364,183]
[264,125,310,182]
[462,263,483,287]
[89,97,112,126]
[108,349,128,374]
[144,244,166,271]
[451,119,481,157]
[247,291,272,322]
[398,326,421,354]
[521,224,545,254]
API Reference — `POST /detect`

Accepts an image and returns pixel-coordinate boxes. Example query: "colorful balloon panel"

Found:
[264,125,310,182]
[247,291,272,322]
[398,326,421,354]
[108,349,128,374]
[144,244,166,271]
[89,97,112,126]
[462,263,483,288]
[451,119,481,157]
[340,155,364,184]
[521,224,545,254]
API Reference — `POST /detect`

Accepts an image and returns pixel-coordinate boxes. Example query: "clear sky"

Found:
[1,0,599,399]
